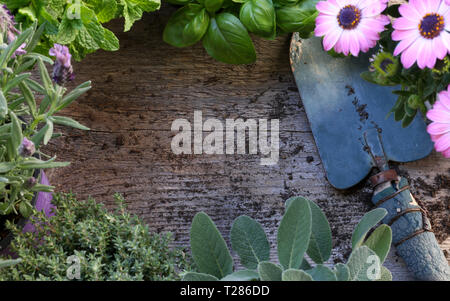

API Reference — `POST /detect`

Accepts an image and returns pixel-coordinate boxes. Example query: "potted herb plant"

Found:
[0,10,91,250]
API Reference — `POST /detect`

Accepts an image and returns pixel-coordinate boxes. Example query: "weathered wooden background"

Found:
[45,4,449,280]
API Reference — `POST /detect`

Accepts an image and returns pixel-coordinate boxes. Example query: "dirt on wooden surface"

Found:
[44,4,449,280]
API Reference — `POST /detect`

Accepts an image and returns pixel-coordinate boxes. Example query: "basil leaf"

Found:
[276,0,319,38]
[202,13,256,64]
[198,0,224,14]
[164,4,210,48]
[240,0,276,39]
[273,0,299,6]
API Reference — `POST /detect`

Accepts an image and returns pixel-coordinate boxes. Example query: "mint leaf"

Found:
[55,17,80,44]
[97,0,118,23]
[100,28,120,51]
[130,0,161,12]
[121,0,144,32]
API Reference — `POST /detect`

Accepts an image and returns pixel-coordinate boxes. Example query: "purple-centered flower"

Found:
[315,0,390,56]
[49,44,74,85]
[427,85,450,158]
[1,4,26,58]
[392,0,450,69]
[18,137,36,157]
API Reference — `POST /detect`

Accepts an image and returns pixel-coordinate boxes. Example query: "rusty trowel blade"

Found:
[289,34,433,190]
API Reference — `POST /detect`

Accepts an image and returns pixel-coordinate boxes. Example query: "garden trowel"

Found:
[290,34,449,281]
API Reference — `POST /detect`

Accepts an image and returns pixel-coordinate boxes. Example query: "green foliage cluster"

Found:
[0,193,191,280]
[0,25,89,219]
[164,0,319,64]
[361,4,450,127]
[184,197,393,281]
[4,0,161,60]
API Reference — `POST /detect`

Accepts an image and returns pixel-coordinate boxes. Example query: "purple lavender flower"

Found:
[18,137,36,157]
[49,44,74,85]
[1,5,26,58]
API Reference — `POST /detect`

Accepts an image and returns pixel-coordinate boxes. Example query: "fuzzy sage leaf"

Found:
[190,212,233,279]
[351,208,387,249]
[230,215,270,269]
[277,197,311,270]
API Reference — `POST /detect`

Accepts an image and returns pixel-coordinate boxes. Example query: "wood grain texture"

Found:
[44,4,449,281]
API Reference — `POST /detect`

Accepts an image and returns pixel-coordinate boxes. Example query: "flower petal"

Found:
[427,121,450,135]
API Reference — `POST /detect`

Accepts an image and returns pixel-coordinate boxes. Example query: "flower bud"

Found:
[18,137,36,157]
[49,44,74,85]
[25,177,37,188]
[407,95,422,110]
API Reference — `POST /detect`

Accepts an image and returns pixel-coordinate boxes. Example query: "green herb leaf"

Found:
[230,215,270,269]
[97,0,119,23]
[257,261,282,281]
[220,270,259,281]
[240,0,276,39]
[18,158,70,169]
[377,266,392,281]
[351,208,387,249]
[182,272,219,281]
[305,264,337,281]
[190,212,233,279]
[276,0,318,38]
[333,263,350,281]
[163,4,210,48]
[347,246,381,281]
[43,120,54,145]
[282,269,313,281]
[306,200,332,264]
[0,91,8,120]
[0,162,15,173]
[9,111,23,157]
[199,0,224,14]
[50,116,90,130]
[202,13,256,64]
[277,197,312,270]
[363,224,392,264]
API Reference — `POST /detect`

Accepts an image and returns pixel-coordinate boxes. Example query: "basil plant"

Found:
[183,197,393,281]
[164,0,319,64]
[0,24,90,219]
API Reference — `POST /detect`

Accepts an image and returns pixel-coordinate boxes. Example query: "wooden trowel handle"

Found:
[371,172,450,281]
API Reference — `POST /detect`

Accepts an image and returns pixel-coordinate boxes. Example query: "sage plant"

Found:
[184,197,393,281]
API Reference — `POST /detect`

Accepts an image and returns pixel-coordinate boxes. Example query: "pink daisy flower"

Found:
[315,0,390,56]
[392,0,450,69]
[427,85,450,158]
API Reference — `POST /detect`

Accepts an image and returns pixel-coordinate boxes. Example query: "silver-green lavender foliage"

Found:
[0,23,90,218]
[183,197,393,281]
[0,193,191,280]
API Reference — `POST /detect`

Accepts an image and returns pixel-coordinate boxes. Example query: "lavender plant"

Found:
[0,19,90,224]
[184,197,393,281]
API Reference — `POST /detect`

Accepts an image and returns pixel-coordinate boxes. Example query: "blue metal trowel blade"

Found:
[290,35,433,190]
